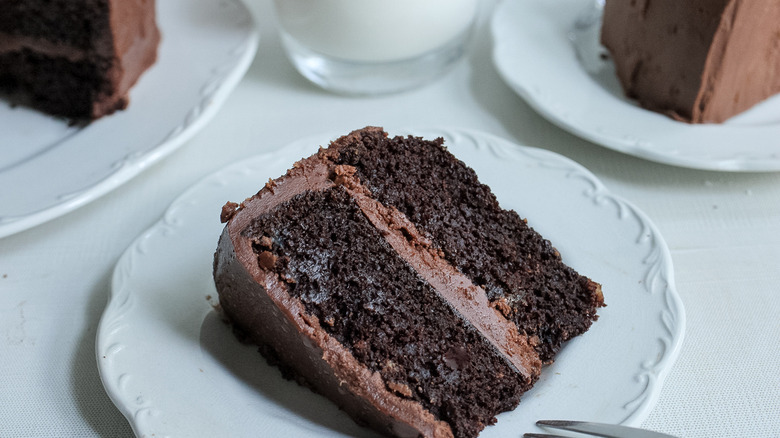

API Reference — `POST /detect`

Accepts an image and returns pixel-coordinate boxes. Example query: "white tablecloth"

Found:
[1,1,778,437]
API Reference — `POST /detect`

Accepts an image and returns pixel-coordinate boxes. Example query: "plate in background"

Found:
[492,0,780,172]
[0,0,259,238]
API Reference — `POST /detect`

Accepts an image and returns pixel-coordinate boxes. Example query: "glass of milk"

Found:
[273,0,479,95]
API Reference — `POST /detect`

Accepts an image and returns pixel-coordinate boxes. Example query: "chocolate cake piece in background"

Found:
[213,127,604,437]
[0,0,160,121]
[601,0,780,124]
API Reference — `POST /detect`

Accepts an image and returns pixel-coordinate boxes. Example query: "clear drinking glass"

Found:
[273,0,479,95]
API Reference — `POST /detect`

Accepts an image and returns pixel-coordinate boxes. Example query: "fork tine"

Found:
[536,420,678,438]
[523,434,569,438]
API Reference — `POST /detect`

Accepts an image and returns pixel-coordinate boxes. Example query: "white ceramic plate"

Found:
[0,0,259,238]
[491,0,780,172]
[97,128,685,437]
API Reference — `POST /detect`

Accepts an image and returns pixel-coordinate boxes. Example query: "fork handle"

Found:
[537,420,679,438]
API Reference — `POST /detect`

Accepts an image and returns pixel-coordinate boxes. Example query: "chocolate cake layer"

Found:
[601,0,780,123]
[0,0,160,120]
[0,0,111,49]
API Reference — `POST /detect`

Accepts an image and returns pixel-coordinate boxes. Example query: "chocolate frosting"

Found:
[101,0,160,117]
[0,34,88,62]
[601,0,780,123]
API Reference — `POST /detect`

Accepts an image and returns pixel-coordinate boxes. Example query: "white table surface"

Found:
[1,1,779,437]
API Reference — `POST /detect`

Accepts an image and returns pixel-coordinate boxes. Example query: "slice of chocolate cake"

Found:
[600,0,780,124]
[0,0,160,121]
[213,127,604,438]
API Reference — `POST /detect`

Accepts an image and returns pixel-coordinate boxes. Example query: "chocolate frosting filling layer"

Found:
[0,34,88,62]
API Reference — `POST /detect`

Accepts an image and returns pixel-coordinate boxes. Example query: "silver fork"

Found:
[525,420,679,438]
